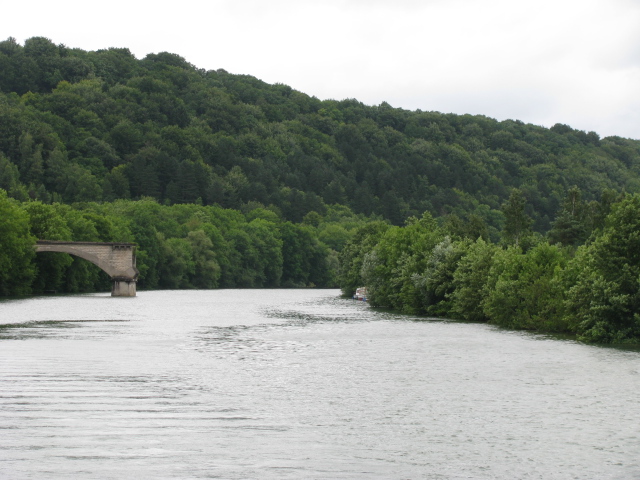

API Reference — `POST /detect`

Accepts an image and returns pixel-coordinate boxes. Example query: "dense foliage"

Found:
[1,36,639,234]
[340,191,640,343]
[1,194,374,293]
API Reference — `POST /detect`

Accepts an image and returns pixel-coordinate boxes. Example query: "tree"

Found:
[483,242,568,331]
[18,132,45,186]
[338,221,390,297]
[23,37,62,92]
[243,219,283,287]
[501,189,532,246]
[157,235,195,289]
[449,238,497,322]
[60,164,102,202]
[548,186,587,246]
[361,213,443,313]
[23,201,73,293]
[318,224,351,252]
[564,195,640,342]
[412,236,469,316]
[187,229,221,288]
[0,190,36,295]
[0,152,27,200]
[280,221,312,287]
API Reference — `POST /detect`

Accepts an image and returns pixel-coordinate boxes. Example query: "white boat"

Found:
[353,287,367,301]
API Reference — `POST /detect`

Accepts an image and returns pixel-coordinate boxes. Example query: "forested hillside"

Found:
[1,36,639,235]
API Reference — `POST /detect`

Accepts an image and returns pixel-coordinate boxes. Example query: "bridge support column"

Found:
[112,278,137,297]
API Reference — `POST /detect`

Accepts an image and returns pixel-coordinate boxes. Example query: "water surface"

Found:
[1,290,639,479]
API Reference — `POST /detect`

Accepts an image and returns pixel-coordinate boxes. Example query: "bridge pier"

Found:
[112,277,137,297]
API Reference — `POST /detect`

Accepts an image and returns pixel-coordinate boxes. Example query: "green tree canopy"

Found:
[0,189,36,295]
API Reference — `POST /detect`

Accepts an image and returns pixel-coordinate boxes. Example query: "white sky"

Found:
[3,0,640,139]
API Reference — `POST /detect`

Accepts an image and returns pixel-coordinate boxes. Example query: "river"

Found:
[1,289,639,479]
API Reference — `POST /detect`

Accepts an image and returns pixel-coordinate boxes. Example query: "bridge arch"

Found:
[35,241,139,296]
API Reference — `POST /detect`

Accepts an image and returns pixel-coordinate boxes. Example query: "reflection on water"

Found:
[1,289,640,479]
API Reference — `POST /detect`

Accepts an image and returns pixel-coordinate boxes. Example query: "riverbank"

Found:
[339,196,640,344]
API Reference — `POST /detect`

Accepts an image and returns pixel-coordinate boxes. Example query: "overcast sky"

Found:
[3,0,640,139]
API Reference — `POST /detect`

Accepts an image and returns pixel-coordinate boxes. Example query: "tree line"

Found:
[339,189,640,343]
[0,189,374,295]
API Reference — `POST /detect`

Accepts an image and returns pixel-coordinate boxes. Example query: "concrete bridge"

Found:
[35,241,139,296]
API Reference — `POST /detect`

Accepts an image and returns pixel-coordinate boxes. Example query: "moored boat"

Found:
[353,287,367,301]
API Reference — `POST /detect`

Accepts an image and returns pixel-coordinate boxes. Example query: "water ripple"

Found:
[1,289,639,479]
